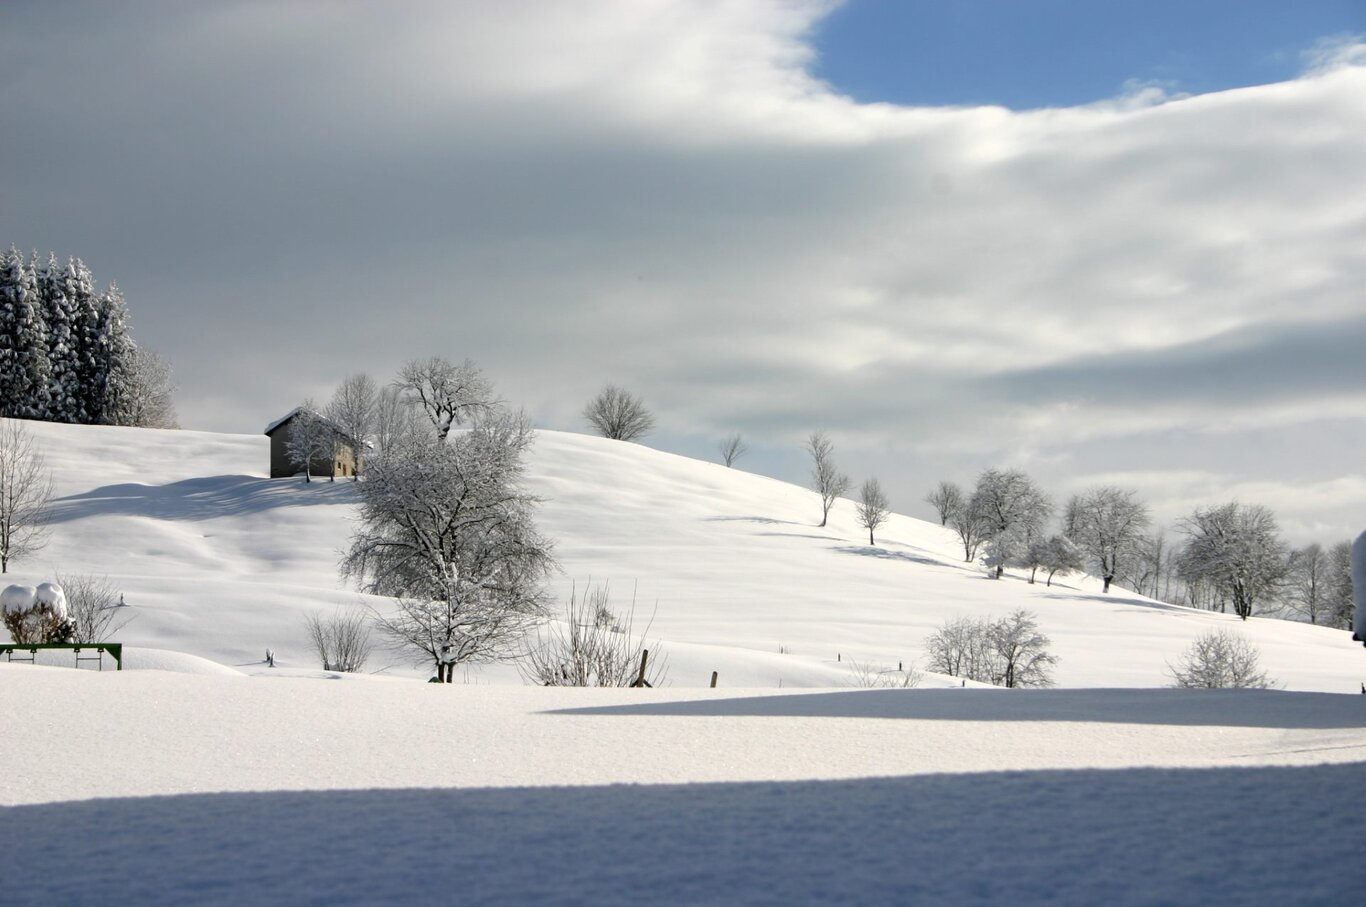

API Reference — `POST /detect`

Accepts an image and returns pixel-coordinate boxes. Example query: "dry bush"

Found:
[847,658,923,689]
[57,573,132,642]
[521,582,666,687]
[305,608,374,673]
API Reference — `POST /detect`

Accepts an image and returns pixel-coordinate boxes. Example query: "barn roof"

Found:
[263,408,360,447]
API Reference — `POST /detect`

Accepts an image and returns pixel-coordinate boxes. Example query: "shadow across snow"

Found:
[832,544,943,568]
[550,688,1366,730]
[47,476,358,523]
[2,764,1362,906]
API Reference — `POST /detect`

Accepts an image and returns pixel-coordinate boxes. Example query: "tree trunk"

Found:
[868,528,874,545]
[1102,575,1112,593]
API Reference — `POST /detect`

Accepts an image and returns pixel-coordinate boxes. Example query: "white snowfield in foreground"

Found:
[5,418,1363,690]
[1,667,1364,905]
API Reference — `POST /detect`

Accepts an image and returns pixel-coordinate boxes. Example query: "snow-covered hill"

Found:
[4,418,1365,905]
[4,417,1362,689]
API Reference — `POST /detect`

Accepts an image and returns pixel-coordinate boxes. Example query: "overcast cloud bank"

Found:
[1,1,1362,541]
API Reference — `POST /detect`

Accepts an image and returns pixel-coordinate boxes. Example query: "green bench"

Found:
[0,643,123,671]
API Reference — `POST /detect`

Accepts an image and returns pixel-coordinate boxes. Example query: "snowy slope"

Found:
[4,417,1363,690]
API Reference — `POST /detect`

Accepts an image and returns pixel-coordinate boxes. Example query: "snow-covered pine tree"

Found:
[93,283,138,425]
[0,249,52,418]
[66,258,106,423]
[40,254,83,423]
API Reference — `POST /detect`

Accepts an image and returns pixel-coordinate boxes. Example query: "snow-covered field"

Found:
[2,419,1364,904]
[5,418,1363,690]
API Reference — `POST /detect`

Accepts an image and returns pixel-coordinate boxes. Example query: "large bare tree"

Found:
[0,419,53,573]
[969,469,1052,578]
[806,431,849,528]
[1066,486,1150,593]
[1178,502,1287,620]
[341,410,554,681]
[583,385,655,442]
[396,357,496,442]
[327,373,378,476]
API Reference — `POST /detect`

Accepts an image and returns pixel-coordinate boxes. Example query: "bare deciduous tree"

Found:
[988,610,1058,688]
[970,469,1052,579]
[396,357,496,442]
[583,385,655,441]
[283,401,335,483]
[947,496,990,563]
[0,420,53,573]
[342,410,554,682]
[1325,540,1355,631]
[1168,628,1275,689]
[924,615,995,682]
[718,433,748,467]
[1178,503,1287,620]
[327,373,378,477]
[305,608,373,673]
[1285,543,1329,624]
[120,347,179,429]
[806,431,849,528]
[1066,486,1150,593]
[372,385,424,458]
[856,477,890,545]
[924,481,963,526]
[520,582,666,687]
[1036,534,1084,587]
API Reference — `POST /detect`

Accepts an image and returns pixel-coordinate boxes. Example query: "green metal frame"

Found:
[0,643,123,670]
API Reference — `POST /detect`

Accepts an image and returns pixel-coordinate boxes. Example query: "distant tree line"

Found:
[924,470,1355,630]
[0,248,176,428]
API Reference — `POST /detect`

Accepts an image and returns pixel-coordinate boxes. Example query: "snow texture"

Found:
[1,671,1364,905]
[1,583,37,614]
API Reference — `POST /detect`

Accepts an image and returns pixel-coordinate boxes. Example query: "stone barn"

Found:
[264,408,361,479]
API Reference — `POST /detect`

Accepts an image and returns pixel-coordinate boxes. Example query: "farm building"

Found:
[263,408,361,479]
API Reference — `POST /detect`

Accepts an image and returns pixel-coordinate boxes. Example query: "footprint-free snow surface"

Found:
[2,419,1364,904]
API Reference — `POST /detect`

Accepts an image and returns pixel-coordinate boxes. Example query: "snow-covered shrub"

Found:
[1168,628,1276,689]
[304,608,373,673]
[2,581,74,644]
[520,582,665,687]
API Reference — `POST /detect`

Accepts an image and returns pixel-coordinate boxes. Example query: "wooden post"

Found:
[630,649,652,687]
[710,671,718,688]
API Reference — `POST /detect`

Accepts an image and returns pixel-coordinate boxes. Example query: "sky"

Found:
[2,0,1364,546]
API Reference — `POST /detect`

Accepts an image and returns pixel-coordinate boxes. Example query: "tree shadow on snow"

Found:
[2,764,1361,906]
[46,476,359,523]
[550,688,1366,730]
[832,545,943,568]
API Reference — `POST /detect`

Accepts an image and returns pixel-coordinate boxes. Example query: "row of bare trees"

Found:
[925,470,1355,628]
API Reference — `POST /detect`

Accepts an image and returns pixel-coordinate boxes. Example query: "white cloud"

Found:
[1,1,1363,544]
